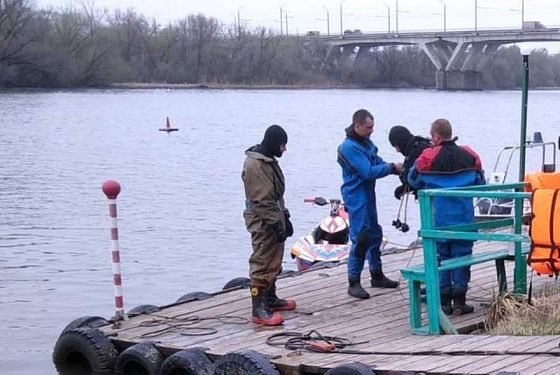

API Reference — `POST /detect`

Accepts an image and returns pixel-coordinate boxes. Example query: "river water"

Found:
[1,88,559,374]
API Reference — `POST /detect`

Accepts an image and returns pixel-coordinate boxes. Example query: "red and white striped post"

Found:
[102,180,128,321]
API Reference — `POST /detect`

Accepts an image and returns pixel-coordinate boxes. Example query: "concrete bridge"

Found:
[316,28,560,90]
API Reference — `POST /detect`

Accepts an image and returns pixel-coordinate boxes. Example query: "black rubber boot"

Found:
[250,284,284,326]
[267,281,296,311]
[452,289,475,315]
[441,287,453,315]
[348,278,370,299]
[370,271,399,288]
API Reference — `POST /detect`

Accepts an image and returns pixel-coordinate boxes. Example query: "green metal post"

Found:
[519,54,529,182]
[418,192,441,334]
[515,55,529,294]
[408,275,422,331]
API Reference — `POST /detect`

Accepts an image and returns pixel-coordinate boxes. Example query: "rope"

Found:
[397,241,421,301]
[383,237,422,254]
[396,188,405,219]
[138,313,248,338]
[402,189,410,232]
[266,330,366,353]
[266,330,560,356]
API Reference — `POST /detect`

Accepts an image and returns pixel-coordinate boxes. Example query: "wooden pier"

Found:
[101,241,560,374]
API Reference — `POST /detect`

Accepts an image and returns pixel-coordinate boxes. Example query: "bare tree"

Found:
[2,2,559,88]
[0,0,40,65]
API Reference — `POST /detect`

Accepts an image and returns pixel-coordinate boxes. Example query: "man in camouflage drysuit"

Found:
[242,125,296,326]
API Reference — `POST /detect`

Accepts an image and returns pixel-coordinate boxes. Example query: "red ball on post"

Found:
[102,180,121,199]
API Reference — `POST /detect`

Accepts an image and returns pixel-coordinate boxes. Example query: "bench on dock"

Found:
[400,183,532,335]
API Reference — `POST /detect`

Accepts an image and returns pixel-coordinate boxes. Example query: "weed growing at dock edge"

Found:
[484,283,560,335]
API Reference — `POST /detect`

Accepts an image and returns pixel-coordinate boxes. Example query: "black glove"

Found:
[285,218,294,237]
[394,185,405,200]
[284,210,294,237]
[271,223,287,243]
[389,162,400,175]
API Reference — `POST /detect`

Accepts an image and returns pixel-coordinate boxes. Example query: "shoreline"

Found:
[108,82,365,90]
[111,82,560,90]
[1,83,560,91]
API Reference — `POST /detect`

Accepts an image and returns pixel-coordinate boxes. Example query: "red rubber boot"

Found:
[250,284,284,326]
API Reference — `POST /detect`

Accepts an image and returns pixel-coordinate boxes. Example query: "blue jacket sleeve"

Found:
[407,163,424,190]
[475,170,486,186]
[338,142,391,181]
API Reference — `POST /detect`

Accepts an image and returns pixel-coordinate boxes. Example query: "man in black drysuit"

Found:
[388,125,432,200]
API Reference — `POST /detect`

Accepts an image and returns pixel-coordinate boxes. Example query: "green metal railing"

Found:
[415,182,531,334]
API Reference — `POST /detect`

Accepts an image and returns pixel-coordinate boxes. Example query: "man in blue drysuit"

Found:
[337,109,403,299]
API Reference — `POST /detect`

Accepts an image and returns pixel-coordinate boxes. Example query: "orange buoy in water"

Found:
[159,117,178,133]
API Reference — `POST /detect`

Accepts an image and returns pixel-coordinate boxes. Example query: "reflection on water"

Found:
[1,88,559,374]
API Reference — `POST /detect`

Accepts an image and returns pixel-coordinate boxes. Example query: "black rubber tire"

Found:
[159,348,213,375]
[278,270,299,278]
[115,342,163,375]
[325,362,376,375]
[309,261,338,271]
[52,327,117,375]
[222,277,251,290]
[128,304,160,316]
[176,291,212,303]
[61,316,110,334]
[212,350,278,375]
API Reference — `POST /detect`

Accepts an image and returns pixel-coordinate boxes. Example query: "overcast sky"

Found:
[35,0,560,51]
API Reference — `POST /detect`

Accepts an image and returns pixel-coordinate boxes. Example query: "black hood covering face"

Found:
[389,125,414,156]
[259,125,288,158]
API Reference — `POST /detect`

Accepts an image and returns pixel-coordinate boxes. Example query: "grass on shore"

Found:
[485,282,560,335]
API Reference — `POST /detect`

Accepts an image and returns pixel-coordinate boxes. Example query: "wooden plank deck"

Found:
[101,241,560,374]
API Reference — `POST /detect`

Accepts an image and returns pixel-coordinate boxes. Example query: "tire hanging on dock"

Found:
[61,316,110,334]
[324,362,376,375]
[212,350,279,375]
[52,327,118,375]
[222,277,251,290]
[159,348,213,375]
[176,291,212,303]
[279,269,299,277]
[127,304,160,316]
[115,342,163,375]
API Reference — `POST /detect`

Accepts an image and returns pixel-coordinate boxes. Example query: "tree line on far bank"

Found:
[2,0,560,89]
